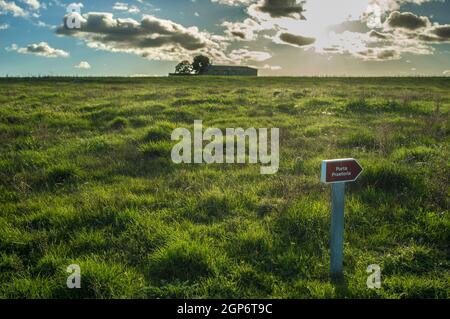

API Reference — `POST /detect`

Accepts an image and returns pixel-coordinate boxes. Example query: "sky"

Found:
[0,0,449,76]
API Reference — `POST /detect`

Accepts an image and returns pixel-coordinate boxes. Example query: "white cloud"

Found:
[0,0,41,18]
[0,0,28,16]
[229,49,271,62]
[113,2,140,13]
[67,2,83,12]
[212,0,255,5]
[8,42,69,57]
[21,0,40,10]
[222,18,262,41]
[113,2,128,10]
[75,61,91,69]
[128,5,140,13]
[443,70,450,76]
[5,43,18,51]
[35,20,54,28]
[0,23,10,29]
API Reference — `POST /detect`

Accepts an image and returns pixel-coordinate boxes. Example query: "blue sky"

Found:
[0,0,449,76]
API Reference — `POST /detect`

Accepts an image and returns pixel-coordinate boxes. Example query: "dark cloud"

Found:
[323,47,340,52]
[377,10,450,46]
[231,31,246,39]
[356,48,400,61]
[417,24,450,42]
[279,32,315,46]
[386,11,429,30]
[257,0,306,19]
[368,30,391,40]
[430,25,450,39]
[376,49,398,60]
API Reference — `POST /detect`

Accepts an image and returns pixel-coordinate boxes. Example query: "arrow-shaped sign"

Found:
[320,158,363,184]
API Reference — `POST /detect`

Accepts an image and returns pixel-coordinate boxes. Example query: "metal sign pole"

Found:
[321,158,363,280]
[330,182,345,279]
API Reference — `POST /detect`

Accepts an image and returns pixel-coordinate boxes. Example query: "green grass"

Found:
[0,76,449,299]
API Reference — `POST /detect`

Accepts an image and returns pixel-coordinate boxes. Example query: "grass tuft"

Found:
[108,117,129,130]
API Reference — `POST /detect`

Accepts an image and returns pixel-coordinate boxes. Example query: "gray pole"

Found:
[330,182,345,279]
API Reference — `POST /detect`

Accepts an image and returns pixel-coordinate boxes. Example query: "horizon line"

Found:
[1,75,449,79]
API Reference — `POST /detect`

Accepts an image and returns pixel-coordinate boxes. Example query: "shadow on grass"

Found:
[331,275,350,298]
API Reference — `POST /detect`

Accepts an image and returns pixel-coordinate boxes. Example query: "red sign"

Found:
[321,158,363,184]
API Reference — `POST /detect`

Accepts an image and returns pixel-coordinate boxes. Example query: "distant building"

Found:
[202,65,258,76]
[169,64,258,76]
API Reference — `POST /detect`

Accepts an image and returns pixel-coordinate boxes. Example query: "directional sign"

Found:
[320,158,363,184]
[320,158,363,279]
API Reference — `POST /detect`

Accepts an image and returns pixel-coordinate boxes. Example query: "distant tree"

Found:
[192,55,210,74]
[175,60,193,74]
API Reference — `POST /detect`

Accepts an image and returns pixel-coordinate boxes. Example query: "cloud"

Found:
[352,10,450,61]
[67,2,83,12]
[443,70,450,76]
[319,27,439,61]
[328,20,370,34]
[278,32,315,46]
[128,5,139,13]
[0,23,10,29]
[418,24,450,42]
[113,2,140,13]
[0,0,27,16]
[56,12,229,62]
[385,11,430,30]
[34,20,55,28]
[377,11,450,44]
[5,43,18,51]
[430,25,450,39]
[228,49,271,62]
[355,48,401,61]
[211,0,255,5]
[312,6,450,61]
[21,0,40,10]
[364,0,437,25]
[8,41,69,57]
[222,18,261,40]
[113,2,128,11]
[217,0,450,63]
[256,0,306,19]
[75,61,91,69]
[368,30,391,40]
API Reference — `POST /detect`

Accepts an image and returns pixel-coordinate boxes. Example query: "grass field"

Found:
[0,77,449,299]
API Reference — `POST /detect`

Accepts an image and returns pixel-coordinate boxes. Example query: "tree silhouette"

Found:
[175,60,193,75]
[192,55,210,74]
